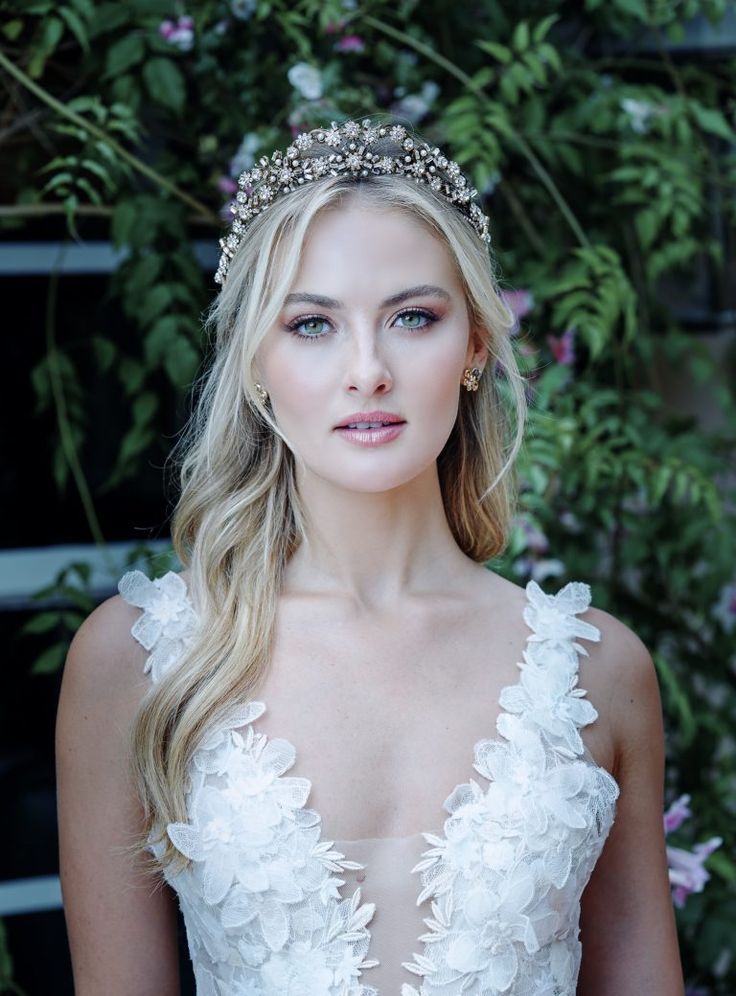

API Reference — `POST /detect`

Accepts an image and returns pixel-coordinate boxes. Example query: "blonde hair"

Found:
[128,129,527,874]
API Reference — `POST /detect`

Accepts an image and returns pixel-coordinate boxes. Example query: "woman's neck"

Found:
[284,463,470,609]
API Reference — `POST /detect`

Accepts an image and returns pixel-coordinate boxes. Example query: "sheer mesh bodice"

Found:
[118,571,619,995]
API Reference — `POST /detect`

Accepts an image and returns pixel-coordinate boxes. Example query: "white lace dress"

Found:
[118,571,619,996]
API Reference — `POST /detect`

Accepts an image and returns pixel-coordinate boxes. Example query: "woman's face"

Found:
[255,202,487,494]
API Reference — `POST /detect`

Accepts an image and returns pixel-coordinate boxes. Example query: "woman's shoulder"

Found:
[65,588,152,704]
[579,600,657,709]
[573,599,662,776]
[481,568,660,760]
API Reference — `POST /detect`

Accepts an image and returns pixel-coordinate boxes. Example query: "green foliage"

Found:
[21,563,95,676]
[2,0,735,991]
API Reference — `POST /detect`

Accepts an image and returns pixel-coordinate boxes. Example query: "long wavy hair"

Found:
[128,127,528,875]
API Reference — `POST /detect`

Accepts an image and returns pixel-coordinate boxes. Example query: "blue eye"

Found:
[394,308,437,329]
[284,307,438,342]
[286,316,331,340]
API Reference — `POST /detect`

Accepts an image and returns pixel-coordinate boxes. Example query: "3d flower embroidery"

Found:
[120,571,620,996]
[118,570,198,681]
[498,658,598,756]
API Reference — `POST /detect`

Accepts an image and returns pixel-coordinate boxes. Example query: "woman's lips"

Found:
[335,422,406,446]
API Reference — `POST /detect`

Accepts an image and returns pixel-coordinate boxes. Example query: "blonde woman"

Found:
[56,118,684,995]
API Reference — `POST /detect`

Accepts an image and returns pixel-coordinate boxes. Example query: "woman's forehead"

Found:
[290,204,462,301]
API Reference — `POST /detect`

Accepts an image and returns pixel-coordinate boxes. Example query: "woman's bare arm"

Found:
[56,594,180,996]
[577,611,685,995]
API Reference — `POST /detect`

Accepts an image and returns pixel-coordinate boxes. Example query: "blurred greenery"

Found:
[1,0,735,990]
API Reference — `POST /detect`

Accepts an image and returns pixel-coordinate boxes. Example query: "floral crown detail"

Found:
[215,117,491,286]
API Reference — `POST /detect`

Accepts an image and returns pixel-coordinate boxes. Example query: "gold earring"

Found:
[254,382,269,403]
[462,367,482,392]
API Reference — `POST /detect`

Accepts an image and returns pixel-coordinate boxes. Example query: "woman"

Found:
[56,118,684,995]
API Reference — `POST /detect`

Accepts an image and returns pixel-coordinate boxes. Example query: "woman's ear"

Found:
[465,325,490,372]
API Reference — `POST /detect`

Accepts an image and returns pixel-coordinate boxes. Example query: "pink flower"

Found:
[664,794,692,834]
[547,327,576,366]
[667,837,722,908]
[159,15,194,51]
[335,34,365,53]
[500,289,534,335]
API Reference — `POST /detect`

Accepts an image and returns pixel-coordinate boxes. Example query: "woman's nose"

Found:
[342,331,394,396]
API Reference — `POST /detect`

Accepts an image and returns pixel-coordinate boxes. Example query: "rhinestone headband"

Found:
[215,118,491,286]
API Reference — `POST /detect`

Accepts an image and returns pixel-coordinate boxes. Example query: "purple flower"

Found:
[513,557,566,584]
[217,175,237,195]
[664,794,692,834]
[335,34,365,53]
[547,326,576,366]
[228,133,260,179]
[159,15,194,51]
[713,580,736,634]
[391,81,440,125]
[667,836,722,908]
[519,516,549,554]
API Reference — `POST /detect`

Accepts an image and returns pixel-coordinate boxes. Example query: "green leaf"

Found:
[513,20,530,51]
[75,175,103,205]
[21,612,61,635]
[689,102,735,142]
[104,33,145,78]
[59,5,89,51]
[91,335,117,372]
[163,335,200,387]
[69,0,95,19]
[118,357,145,395]
[532,13,559,43]
[708,849,736,883]
[3,19,24,41]
[114,423,153,469]
[42,172,75,194]
[81,158,116,193]
[139,285,173,325]
[142,57,186,115]
[28,16,64,77]
[476,40,512,64]
[62,611,86,629]
[89,2,129,35]
[32,642,67,675]
[111,199,137,247]
[634,208,662,248]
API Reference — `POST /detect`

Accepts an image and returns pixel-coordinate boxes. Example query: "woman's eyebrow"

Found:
[282,284,451,309]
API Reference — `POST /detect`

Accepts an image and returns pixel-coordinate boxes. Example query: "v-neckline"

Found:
[122,568,621,995]
[207,588,532,848]
[192,575,615,849]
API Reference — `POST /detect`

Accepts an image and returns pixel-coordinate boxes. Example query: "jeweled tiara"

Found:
[215,117,491,285]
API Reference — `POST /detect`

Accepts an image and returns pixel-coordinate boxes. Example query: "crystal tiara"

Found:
[214,117,491,285]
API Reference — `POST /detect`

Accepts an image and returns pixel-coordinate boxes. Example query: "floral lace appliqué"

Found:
[399,580,619,996]
[118,571,619,996]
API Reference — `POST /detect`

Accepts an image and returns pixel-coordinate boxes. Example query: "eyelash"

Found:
[285,308,439,342]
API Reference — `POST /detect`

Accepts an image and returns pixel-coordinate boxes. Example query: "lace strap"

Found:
[492,579,603,757]
[523,579,600,659]
[118,569,197,684]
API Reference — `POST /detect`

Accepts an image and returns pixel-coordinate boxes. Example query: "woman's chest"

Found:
[239,604,531,841]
